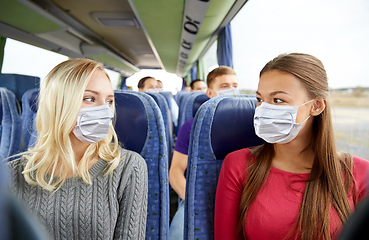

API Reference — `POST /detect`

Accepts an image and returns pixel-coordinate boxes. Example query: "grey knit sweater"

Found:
[7,149,148,240]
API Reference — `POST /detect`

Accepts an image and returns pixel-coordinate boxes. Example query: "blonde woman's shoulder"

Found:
[6,157,27,175]
[113,148,148,196]
[6,157,28,190]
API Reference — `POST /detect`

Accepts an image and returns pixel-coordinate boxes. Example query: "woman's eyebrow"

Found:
[270,91,290,96]
[84,89,99,95]
[85,90,114,98]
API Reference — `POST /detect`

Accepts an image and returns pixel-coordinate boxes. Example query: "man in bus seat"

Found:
[168,66,239,239]
[190,79,207,92]
[157,80,164,90]
[137,76,158,92]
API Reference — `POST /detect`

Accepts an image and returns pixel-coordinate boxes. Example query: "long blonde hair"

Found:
[239,53,356,240]
[21,58,121,191]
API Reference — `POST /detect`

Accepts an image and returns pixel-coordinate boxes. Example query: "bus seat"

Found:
[147,93,173,159]
[177,92,209,133]
[0,88,22,161]
[159,91,174,113]
[184,95,264,240]
[176,92,192,133]
[0,151,9,239]
[192,94,210,118]
[159,91,179,129]
[21,89,39,150]
[0,74,40,104]
[337,195,369,240]
[174,91,191,106]
[0,159,50,240]
[114,91,169,240]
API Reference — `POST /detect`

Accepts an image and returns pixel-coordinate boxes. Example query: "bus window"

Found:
[2,38,68,82]
[2,38,121,89]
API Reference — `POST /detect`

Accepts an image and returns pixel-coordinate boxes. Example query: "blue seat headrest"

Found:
[0,93,3,123]
[159,91,173,108]
[0,74,40,102]
[211,97,264,160]
[29,90,39,112]
[192,94,209,117]
[114,92,147,153]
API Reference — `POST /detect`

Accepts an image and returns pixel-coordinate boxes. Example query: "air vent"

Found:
[91,12,140,28]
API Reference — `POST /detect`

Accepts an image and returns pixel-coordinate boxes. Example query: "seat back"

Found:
[21,89,39,150]
[147,93,173,159]
[159,91,179,129]
[0,74,40,104]
[177,92,209,132]
[337,195,369,240]
[114,91,169,240]
[0,88,22,160]
[175,91,192,106]
[159,91,174,114]
[184,95,264,240]
[192,94,209,117]
[176,92,193,133]
[0,154,9,239]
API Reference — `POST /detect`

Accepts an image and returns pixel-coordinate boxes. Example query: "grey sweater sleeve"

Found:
[114,150,148,240]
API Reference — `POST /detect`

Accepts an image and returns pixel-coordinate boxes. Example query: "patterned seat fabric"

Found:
[174,91,192,106]
[175,91,192,134]
[21,88,39,150]
[184,95,264,240]
[177,92,209,133]
[147,93,173,159]
[0,74,40,104]
[114,91,169,240]
[0,88,22,161]
[159,91,178,133]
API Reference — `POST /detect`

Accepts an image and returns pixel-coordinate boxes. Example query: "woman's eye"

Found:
[106,99,114,105]
[274,98,283,103]
[84,97,94,102]
[256,97,263,103]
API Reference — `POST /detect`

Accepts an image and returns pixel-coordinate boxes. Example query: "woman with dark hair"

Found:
[214,53,369,240]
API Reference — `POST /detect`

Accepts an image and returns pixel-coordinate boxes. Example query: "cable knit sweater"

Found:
[7,149,148,240]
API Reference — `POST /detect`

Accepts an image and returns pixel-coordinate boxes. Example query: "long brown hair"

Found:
[238,53,356,240]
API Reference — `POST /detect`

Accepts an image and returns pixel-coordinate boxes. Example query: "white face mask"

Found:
[216,87,239,96]
[146,88,160,93]
[253,100,313,144]
[73,104,114,143]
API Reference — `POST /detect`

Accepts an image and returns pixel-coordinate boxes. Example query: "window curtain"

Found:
[0,36,6,72]
[217,22,233,68]
[191,62,198,81]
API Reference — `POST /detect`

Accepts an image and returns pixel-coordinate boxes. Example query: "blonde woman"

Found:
[214,53,369,240]
[7,59,148,240]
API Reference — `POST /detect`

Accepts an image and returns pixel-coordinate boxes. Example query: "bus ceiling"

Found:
[0,0,247,77]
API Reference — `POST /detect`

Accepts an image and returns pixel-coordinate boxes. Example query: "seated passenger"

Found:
[156,79,164,91]
[7,59,148,240]
[138,76,158,93]
[190,79,206,92]
[184,86,192,92]
[169,66,239,240]
[214,53,369,240]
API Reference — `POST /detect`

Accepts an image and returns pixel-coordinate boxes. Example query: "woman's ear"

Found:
[311,99,326,116]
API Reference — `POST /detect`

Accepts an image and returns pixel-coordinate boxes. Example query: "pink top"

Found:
[214,148,369,240]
